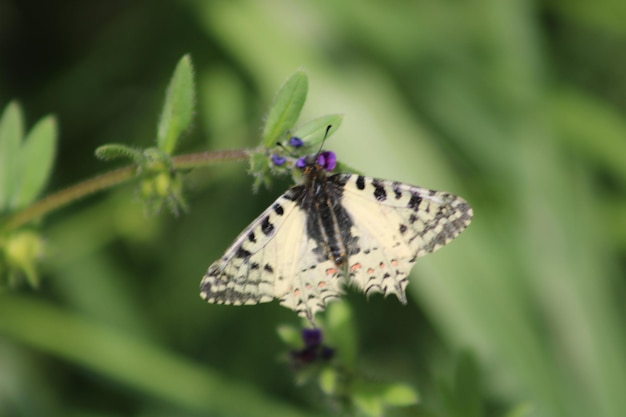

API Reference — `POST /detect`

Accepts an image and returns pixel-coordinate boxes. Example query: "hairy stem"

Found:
[1,149,250,232]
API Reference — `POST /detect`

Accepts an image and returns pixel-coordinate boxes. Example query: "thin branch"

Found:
[172,149,249,169]
[1,149,251,232]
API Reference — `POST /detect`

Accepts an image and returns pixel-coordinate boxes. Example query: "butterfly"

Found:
[200,147,473,324]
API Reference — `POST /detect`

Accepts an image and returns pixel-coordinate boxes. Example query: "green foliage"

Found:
[1,230,44,287]
[0,102,23,210]
[280,303,420,416]
[0,103,56,287]
[12,116,57,208]
[261,69,308,147]
[157,54,196,155]
[95,143,146,165]
[290,114,343,149]
[249,70,344,190]
[94,57,198,216]
[0,102,57,211]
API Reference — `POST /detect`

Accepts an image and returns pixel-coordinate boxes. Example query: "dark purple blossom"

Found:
[295,157,307,169]
[271,154,286,166]
[290,328,335,367]
[289,136,304,148]
[302,328,323,347]
[317,151,337,171]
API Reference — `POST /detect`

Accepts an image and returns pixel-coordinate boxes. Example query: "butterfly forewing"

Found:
[200,188,348,321]
[199,194,299,306]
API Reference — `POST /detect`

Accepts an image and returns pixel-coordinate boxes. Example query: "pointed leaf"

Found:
[291,114,343,148]
[0,101,24,211]
[11,115,57,208]
[353,392,384,417]
[157,54,195,154]
[381,383,419,407]
[262,70,308,147]
[319,367,338,395]
[324,302,357,368]
[276,325,303,348]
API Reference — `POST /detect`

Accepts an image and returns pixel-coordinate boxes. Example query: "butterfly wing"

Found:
[329,174,473,301]
[200,188,345,322]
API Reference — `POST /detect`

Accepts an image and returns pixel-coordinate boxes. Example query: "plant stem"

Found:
[1,149,250,232]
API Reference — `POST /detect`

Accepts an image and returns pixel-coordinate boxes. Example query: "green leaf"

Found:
[291,114,343,148]
[11,116,57,208]
[381,383,419,407]
[262,70,308,147]
[0,101,24,211]
[324,302,357,368]
[157,54,195,155]
[95,144,145,165]
[318,367,338,395]
[353,392,383,417]
[276,324,302,348]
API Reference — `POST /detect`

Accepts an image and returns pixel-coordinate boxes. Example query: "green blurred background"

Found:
[1,0,625,416]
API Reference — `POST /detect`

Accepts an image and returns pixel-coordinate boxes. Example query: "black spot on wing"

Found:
[261,216,274,236]
[236,247,252,259]
[408,193,422,210]
[392,182,403,199]
[372,179,387,201]
[247,232,256,243]
[264,264,274,273]
[273,203,284,216]
[399,224,408,234]
[356,176,365,190]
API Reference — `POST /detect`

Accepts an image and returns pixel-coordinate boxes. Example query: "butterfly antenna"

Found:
[314,125,333,158]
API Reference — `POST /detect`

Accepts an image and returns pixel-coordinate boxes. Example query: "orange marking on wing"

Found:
[294,289,301,296]
[391,259,399,267]
[350,263,362,272]
[318,281,326,288]
[367,268,375,274]
[379,262,385,269]
[325,267,338,275]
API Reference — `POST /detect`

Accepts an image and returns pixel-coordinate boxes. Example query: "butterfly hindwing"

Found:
[329,174,473,300]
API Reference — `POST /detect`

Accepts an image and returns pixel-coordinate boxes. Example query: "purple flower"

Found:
[317,151,337,171]
[289,137,304,148]
[295,157,307,169]
[302,328,323,347]
[290,328,335,367]
[271,154,286,166]
[320,346,335,360]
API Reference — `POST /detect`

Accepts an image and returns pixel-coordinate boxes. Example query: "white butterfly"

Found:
[200,150,473,324]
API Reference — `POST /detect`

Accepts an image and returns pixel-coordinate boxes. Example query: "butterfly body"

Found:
[200,152,472,323]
